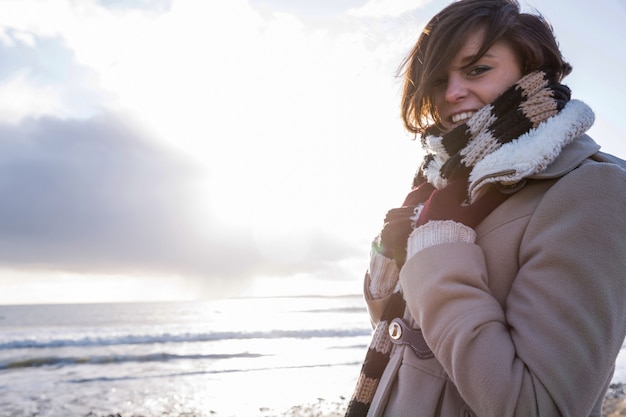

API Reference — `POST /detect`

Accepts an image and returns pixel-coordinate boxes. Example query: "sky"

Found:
[0,0,624,305]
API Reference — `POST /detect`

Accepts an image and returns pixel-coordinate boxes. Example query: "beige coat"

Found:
[365,135,626,417]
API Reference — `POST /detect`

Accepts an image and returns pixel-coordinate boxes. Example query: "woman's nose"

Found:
[445,74,467,103]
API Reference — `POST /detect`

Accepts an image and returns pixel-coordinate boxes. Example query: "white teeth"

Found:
[452,111,475,124]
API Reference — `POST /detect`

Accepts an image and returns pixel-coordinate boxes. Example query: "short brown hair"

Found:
[400,0,572,134]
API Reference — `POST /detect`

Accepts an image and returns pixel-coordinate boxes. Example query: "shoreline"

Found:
[262,383,626,417]
[605,383,626,416]
[75,382,626,417]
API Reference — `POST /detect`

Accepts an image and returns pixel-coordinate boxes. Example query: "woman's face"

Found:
[432,30,523,133]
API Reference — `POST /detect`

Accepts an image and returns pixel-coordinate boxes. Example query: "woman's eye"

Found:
[468,66,491,76]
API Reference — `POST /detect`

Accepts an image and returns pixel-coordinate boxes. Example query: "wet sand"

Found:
[266,383,626,417]
[80,383,626,416]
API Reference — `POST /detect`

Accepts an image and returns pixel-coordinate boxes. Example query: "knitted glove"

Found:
[375,183,435,268]
[367,251,400,299]
[376,206,416,268]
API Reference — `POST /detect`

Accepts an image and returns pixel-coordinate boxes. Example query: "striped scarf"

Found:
[345,70,572,417]
[414,70,571,192]
[345,291,406,417]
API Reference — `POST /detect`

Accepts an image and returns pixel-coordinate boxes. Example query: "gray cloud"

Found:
[0,115,201,269]
[96,0,173,14]
[0,114,361,289]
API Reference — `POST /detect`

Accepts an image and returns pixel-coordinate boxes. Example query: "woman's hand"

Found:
[376,183,435,268]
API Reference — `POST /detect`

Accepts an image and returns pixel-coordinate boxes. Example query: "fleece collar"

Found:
[468,99,595,201]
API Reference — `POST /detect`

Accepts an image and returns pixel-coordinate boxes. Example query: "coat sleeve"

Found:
[399,162,626,417]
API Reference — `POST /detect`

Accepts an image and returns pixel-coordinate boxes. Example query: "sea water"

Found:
[1,296,625,417]
[0,296,370,417]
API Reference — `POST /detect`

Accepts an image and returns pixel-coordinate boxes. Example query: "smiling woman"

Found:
[346,1,626,417]
[0,2,625,417]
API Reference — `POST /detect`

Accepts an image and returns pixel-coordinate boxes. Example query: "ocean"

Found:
[0,295,369,417]
[1,295,626,417]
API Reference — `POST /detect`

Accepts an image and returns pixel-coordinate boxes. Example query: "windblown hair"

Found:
[400,0,572,135]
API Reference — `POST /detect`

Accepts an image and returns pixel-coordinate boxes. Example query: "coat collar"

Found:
[529,134,600,179]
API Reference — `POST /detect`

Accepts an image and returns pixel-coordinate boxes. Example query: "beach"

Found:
[262,385,626,417]
[80,387,626,417]
[251,384,626,417]
[279,386,626,417]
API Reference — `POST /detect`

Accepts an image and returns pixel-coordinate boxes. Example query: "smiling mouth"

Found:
[451,111,476,124]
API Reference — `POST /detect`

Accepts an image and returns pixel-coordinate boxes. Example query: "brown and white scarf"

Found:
[416,69,593,200]
[345,70,595,417]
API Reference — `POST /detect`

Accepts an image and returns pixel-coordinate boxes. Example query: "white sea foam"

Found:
[0,296,369,416]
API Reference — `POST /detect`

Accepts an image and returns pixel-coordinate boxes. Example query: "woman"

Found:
[345,0,626,416]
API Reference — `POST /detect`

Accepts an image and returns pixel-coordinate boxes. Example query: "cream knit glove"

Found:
[367,250,400,299]
[406,220,476,260]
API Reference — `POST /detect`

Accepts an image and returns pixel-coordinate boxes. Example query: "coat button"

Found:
[389,321,402,340]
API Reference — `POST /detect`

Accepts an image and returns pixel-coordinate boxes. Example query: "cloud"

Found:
[0,70,67,123]
[0,115,199,270]
[0,0,430,301]
[347,0,434,17]
[0,113,367,293]
[96,0,173,14]
[0,31,104,123]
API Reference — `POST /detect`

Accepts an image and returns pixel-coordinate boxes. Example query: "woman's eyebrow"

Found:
[459,51,497,66]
